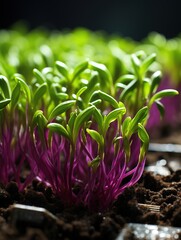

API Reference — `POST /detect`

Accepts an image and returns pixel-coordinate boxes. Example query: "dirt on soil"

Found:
[0,168,180,240]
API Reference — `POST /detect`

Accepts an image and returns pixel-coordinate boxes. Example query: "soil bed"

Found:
[0,168,180,240]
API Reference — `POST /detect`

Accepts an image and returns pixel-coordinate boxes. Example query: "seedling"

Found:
[0,46,178,211]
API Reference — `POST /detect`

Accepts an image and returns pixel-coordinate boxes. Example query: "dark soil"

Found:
[0,169,180,240]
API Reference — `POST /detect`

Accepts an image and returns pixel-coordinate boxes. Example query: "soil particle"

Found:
[23,189,48,208]
[164,170,181,182]
[142,172,166,191]
[161,187,177,197]
[6,182,20,201]
[0,187,11,208]
[135,187,148,203]
[150,192,163,204]
[165,194,178,204]
[171,207,181,227]
[100,217,119,239]
[140,212,159,225]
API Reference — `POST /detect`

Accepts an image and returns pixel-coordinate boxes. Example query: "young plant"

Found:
[0,47,178,213]
[39,52,178,129]
[28,85,149,211]
[115,51,178,124]
[0,74,34,190]
[26,55,178,211]
[136,34,181,130]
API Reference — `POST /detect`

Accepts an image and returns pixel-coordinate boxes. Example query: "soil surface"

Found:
[0,168,180,240]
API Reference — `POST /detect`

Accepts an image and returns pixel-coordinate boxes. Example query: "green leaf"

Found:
[50,84,68,101]
[40,45,53,66]
[89,99,102,106]
[86,129,104,147]
[122,116,131,137]
[131,54,140,78]
[118,101,126,109]
[155,100,165,118]
[32,110,48,145]
[116,74,135,84]
[150,71,162,94]
[128,107,148,136]
[68,111,77,132]
[73,105,95,142]
[42,67,54,75]
[88,156,101,171]
[140,53,156,76]
[104,107,126,132]
[33,68,46,84]
[89,61,112,82]
[138,123,149,145]
[138,123,149,162]
[76,86,87,99]
[135,50,146,58]
[91,90,119,108]
[11,82,21,108]
[14,75,31,103]
[87,71,99,90]
[81,72,99,103]
[143,78,150,97]
[116,83,126,89]
[89,61,112,84]
[33,83,47,106]
[0,98,11,110]
[0,75,11,98]
[56,93,69,101]
[47,123,70,140]
[55,61,69,78]
[149,89,178,107]
[32,110,48,130]
[48,100,76,120]
[120,79,138,101]
[72,61,88,80]
[92,106,103,132]
[113,136,122,144]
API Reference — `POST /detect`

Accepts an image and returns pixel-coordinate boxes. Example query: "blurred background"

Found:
[1,0,181,40]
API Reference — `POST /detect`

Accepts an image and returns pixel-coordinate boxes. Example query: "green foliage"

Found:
[55,61,69,79]
[0,98,11,110]
[0,28,179,194]
[117,51,178,116]
[14,74,31,103]
[86,129,104,148]
[149,89,179,107]
[33,82,47,107]
[0,75,11,99]
[47,123,70,140]
[11,82,21,108]
[73,105,95,143]
[48,100,76,120]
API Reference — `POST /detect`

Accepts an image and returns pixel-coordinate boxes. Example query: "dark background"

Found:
[1,0,181,40]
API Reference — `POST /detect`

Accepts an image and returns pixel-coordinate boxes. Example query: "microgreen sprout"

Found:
[0,74,34,189]
[0,58,150,210]
[29,90,149,211]
[0,29,179,212]
[115,51,178,122]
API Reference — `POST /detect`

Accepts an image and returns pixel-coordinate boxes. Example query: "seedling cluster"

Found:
[0,28,178,211]
[139,33,181,129]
